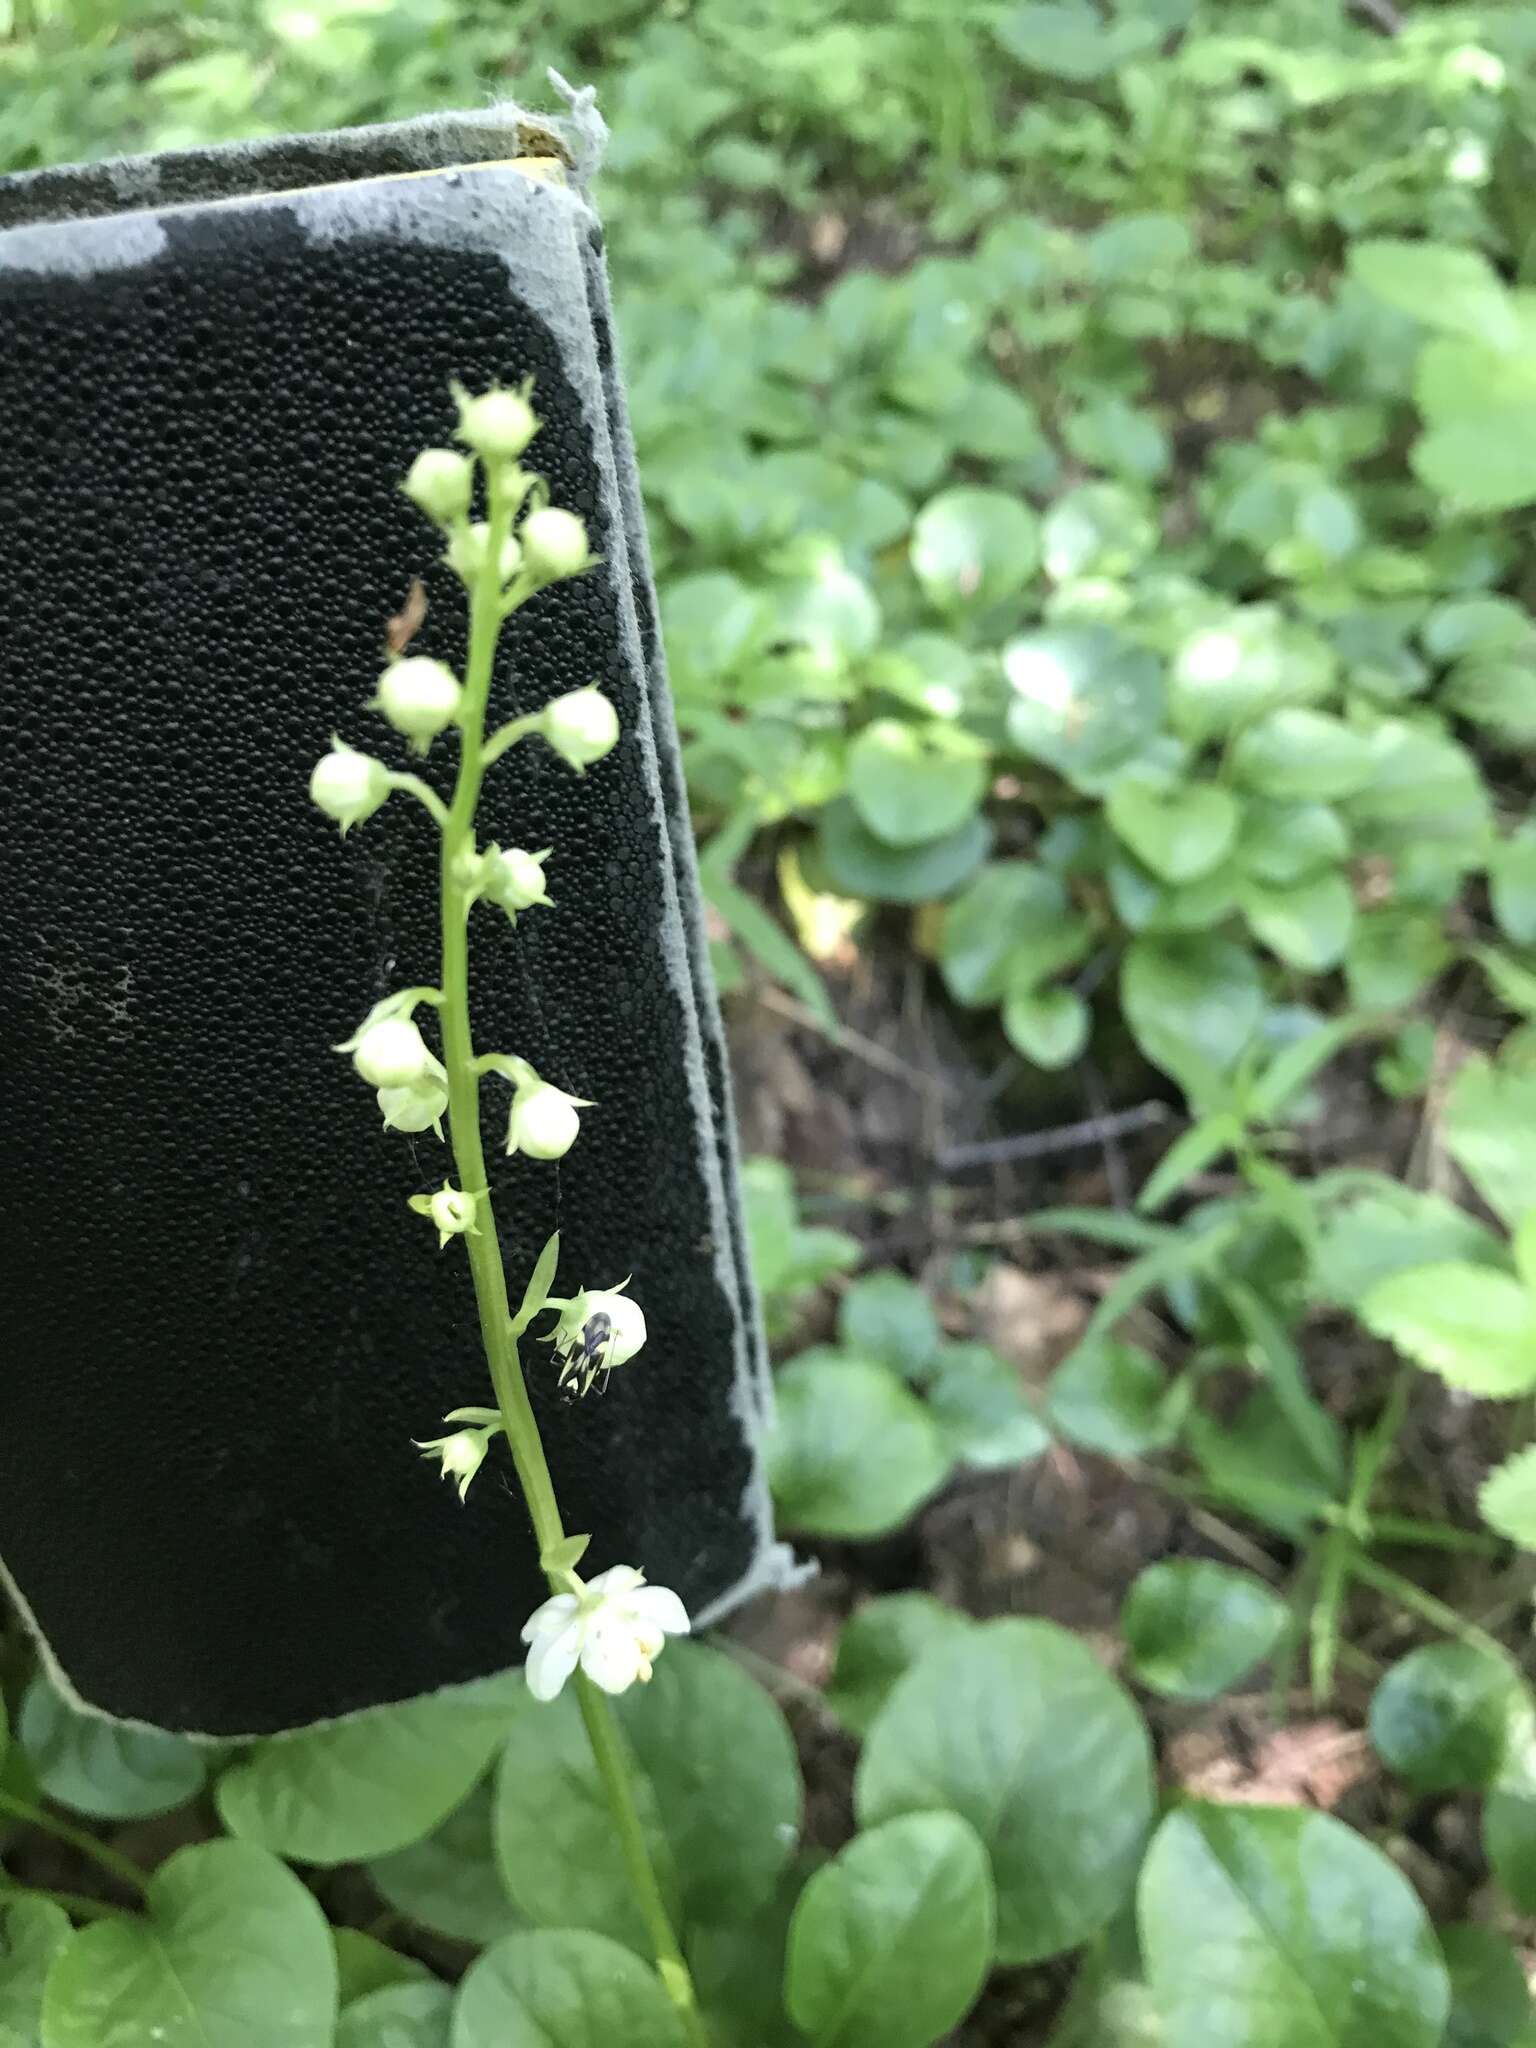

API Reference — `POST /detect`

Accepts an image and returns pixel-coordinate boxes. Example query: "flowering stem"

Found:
[435,471,706,2039]
[575,1674,712,2048]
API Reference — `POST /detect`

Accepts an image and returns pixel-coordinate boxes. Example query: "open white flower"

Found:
[415,1426,493,1503]
[521,1565,689,1701]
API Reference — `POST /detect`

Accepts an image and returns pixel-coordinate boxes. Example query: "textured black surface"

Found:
[0,157,766,1734]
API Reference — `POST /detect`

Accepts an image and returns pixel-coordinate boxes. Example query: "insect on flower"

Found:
[545,1284,647,1399]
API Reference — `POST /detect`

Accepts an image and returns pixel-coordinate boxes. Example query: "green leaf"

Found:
[836,1273,940,1383]
[337,1982,452,2047]
[816,800,991,905]
[451,1931,687,2048]
[1343,721,1490,853]
[910,487,1039,609]
[1231,709,1376,800]
[0,1896,69,2048]
[1235,800,1349,887]
[847,721,985,848]
[1171,608,1335,743]
[856,1618,1154,1965]
[1491,826,1536,946]
[1369,1643,1523,1792]
[1349,240,1520,349]
[1121,1562,1288,1701]
[1442,656,1536,743]
[1003,985,1090,1069]
[826,1596,975,1740]
[1043,483,1157,582]
[1187,1389,1338,1540]
[367,1782,519,1948]
[784,1813,994,2048]
[511,1232,561,1339]
[690,1876,806,2048]
[217,1671,520,1864]
[1241,871,1353,972]
[1122,934,1262,1091]
[1138,1804,1449,2048]
[924,1343,1052,1469]
[1344,908,1450,1009]
[1106,777,1238,884]
[334,1929,429,2007]
[493,1686,674,1956]
[1047,1339,1180,1459]
[1485,1685,1536,1911]
[702,871,838,1033]
[618,1642,801,1931]
[1310,1187,1506,1308]
[1359,1264,1536,1397]
[1003,627,1166,792]
[767,1353,951,1538]
[1445,1057,1536,1228]
[41,1840,337,2048]
[16,1677,206,1821]
[1441,1925,1534,2048]
[939,863,1080,1008]
[1481,1445,1536,1549]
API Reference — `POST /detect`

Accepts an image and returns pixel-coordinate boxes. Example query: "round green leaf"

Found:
[1349,239,1519,348]
[856,1618,1154,1964]
[451,1931,687,2048]
[41,1839,337,2048]
[1047,1339,1180,1458]
[1122,934,1262,1089]
[337,1982,453,2047]
[0,1895,70,2047]
[16,1677,206,1822]
[1170,607,1335,742]
[1231,709,1376,801]
[217,1670,521,1864]
[493,1686,674,1956]
[1369,1644,1522,1791]
[1345,908,1450,1009]
[1004,627,1166,791]
[767,1353,951,1539]
[1139,1804,1450,2048]
[1043,483,1157,582]
[1122,1562,1288,1701]
[784,1812,994,2048]
[846,721,985,848]
[1359,1264,1536,1397]
[826,1596,975,1740]
[1440,1924,1533,2048]
[1343,721,1490,853]
[1241,872,1354,971]
[1002,984,1090,1069]
[816,800,991,905]
[910,487,1039,608]
[1106,777,1239,884]
[1236,800,1349,887]
[1481,1444,1536,1549]
[924,1343,1052,1469]
[939,863,1077,1008]
[1446,1057,1536,1228]
[367,1782,519,1948]
[1492,827,1536,946]
[836,1273,940,1383]
[618,1641,801,1931]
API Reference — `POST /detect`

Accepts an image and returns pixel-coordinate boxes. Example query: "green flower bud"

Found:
[309,742,390,834]
[402,447,474,524]
[372,656,462,746]
[378,1073,449,1137]
[521,506,591,583]
[540,687,619,773]
[454,385,538,460]
[415,1425,493,1503]
[485,845,553,914]
[409,1180,480,1249]
[506,1079,587,1161]
[446,522,524,585]
[352,1015,435,1090]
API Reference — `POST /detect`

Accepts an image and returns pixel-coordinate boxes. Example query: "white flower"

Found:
[540,687,618,773]
[455,385,538,460]
[409,1181,479,1249]
[545,1282,646,1394]
[521,1565,689,1701]
[309,742,390,833]
[505,1079,588,1160]
[402,447,474,523]
[372,656,462,746]
[351,1015,436,1090]
[484,845,553,914]
[522,506,592,584]
[416,1426,493,1503]
[378,1072,449,1136]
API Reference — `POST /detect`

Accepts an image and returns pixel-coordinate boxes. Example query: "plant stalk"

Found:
[0,1791,147,1898]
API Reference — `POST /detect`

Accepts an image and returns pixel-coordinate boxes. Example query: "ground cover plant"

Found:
[4,1,1536,2042]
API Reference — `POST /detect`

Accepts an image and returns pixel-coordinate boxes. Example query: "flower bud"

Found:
[540,687,619,773]
[446,522,524,585]
[372,656,462,745]
[521,506,591,583]
[549,1285,648,1390]
[455,386,538,460]
[485,845,553,914]
[415,1426,492,1503]
[352,1015,435,1090]
[309,743,390,834]
[506,1080,584,1161]
[402,447,474,524]
[378,1074,449,1136]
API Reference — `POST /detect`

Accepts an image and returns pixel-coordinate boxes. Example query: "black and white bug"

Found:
[557,1309,616,1399]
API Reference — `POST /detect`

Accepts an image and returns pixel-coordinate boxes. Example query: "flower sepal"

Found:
[414,1417,505,1504]
[408,1182,481,1249]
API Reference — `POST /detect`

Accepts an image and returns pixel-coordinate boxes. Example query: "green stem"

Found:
[1349,1552,1510,1664]
[0,1792,147,1897]
[576,1675,711,2048]
[0,1878,131,1921]
[433,468,705,2038]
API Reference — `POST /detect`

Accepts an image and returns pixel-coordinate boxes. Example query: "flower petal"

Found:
[624,1584,691,1637]
[584,1564,646,1600]
[579,1614,646,1695]
[520,1592,580,1644]
[524,1620,582,1701]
